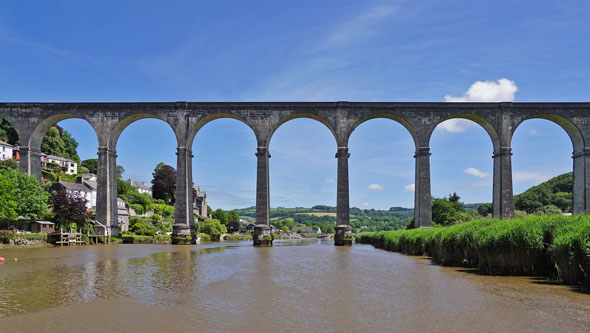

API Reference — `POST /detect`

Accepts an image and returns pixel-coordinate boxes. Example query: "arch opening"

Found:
[268,118,338,234]
[511,118,577,214]
[191,118,257,227]
[268,114,337,147]
[348,114,419,150]
[348,118,415,232]
[430,118,495,221]
[188,113,256,147]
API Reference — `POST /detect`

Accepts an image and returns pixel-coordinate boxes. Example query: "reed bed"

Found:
[356,215,590,289]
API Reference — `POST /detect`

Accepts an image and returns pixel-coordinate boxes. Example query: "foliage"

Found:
[0,168,49,220]
[431,194,471,226]
[200,218,226,235]
[212,209,228,225]
[514,172,572,213]
[0,173,18,222]
[227,210,239,222]
[227,219,241,233]
[0,159,18,170]
[0,118,19,145]
[477,203,493,217]
[81,159,98,174]
[41,126,80,164]
[129,220,158,236]
[223,233,252,241]
[49,189,90,229]
[357,215,590,289]
[151,163,176,204]
[117,178,152,211]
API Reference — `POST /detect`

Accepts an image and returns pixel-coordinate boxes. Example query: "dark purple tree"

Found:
[152,163,176,204]
[227,220,241,234]
[49,190,90,229]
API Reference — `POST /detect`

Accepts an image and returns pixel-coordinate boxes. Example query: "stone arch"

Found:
[346,114,419,150]
[29,114,101,150]
[267,114,338,148]
[187,113,257,150]
[511,114,584,152]
[109,114,177,151]
[429,114,501,150]
[0,115,21,146]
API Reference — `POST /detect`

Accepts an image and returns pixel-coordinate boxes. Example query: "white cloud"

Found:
[437,119,476,133]
[404,184,415,192]
[463,167,490,178]
[529,129,539,135]
[513,170,553,184]
[324,178,335,184]
[368,183,384,191]
[444,78,518,102]
[362,202,369,207]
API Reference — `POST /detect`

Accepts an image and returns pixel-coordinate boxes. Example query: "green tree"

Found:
[207,205,213,216]
[0,168,49,220]
[200,218,226,235]
[0,173,18,222]
[41,127,67,157]
[81,159,98,174]
[477,203,493,217]
[212,209,228,225]
[432,194,470,226]
[0,118,19,145]
[227,210,239,223]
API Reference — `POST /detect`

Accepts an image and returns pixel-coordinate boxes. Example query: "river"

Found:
[0,239,589,332]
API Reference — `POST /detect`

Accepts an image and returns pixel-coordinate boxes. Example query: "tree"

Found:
[0,168,49,220]
[227,210,240,223]
[212,209,228,225]
[477,203,493,217]
[227,219,241,234]
[116,165,125,178]
[49,190,90,229]
[0,118,19,145]
[207,205,213,216]
[41,125,80,163]
[0,173,18,222]
[151,163,176,204]
[200,218,226,235]
[81,159,98,174]
[432,195,470,226]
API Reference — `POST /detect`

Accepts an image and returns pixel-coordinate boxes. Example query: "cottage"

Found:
[0,139,14,161]
[117,198,130,232]
[193,186,208,217]
[128,179,152,196]
[41,154,77,175]
[48,177,97,210]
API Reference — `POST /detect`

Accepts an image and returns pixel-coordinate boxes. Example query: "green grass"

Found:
[356,215,590,290]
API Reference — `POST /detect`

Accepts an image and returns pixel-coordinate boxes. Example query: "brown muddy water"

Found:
[0,239,589,332]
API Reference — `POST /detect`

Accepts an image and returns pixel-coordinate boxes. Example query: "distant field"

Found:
[295,212,337,217]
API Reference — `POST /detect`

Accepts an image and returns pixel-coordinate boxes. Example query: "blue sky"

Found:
[1,1,588,209]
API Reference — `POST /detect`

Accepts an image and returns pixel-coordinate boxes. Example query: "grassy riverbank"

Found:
[356,215,590,290]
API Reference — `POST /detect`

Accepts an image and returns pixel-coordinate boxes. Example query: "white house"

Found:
[48,177,97,210]
[128,179,152,196]
[41,154,77,175]
[0,140,14,161]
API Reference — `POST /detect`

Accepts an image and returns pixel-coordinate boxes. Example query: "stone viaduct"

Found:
[1,102,589,245]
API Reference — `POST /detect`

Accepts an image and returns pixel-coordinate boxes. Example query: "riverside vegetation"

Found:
[356,215,590,290]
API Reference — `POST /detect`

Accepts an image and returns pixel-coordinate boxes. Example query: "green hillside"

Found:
[514,172,572,213]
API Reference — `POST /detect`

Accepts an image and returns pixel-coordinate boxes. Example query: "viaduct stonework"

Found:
[1,102,589,245]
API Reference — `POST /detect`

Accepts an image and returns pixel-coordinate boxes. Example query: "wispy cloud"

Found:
[404,184,415,192]
[323,5,395,49]
[362,202,370,207]
[513,170,553,184]
[368,183,384,191]
[0,26,68,56]
[325,178,335,184]
[463,167,489,178]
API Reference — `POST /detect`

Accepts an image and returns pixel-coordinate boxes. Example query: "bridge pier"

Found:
[172,147,194,244]
[335,147,352,245]
[572,148,590,214]
[414,147,432,227]
[18,146,42,180]
[253,147,272,246]
[96,147,118,236]
[492,147,514,219]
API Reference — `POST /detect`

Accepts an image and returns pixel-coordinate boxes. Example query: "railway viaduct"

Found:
[1,102,589,245]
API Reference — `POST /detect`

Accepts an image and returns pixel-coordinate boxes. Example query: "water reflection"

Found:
[1,241,589,332]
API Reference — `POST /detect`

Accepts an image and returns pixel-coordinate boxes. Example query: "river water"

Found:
[0,239,589,332]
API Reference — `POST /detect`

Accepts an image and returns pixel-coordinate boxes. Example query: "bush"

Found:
[130,221,157,236]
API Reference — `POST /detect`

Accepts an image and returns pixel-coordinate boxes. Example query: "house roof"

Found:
[57,181,89,192]
[0,141,14,148]
[45,154,75,163]
[31,221,54,225]
[129,179,151,190]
